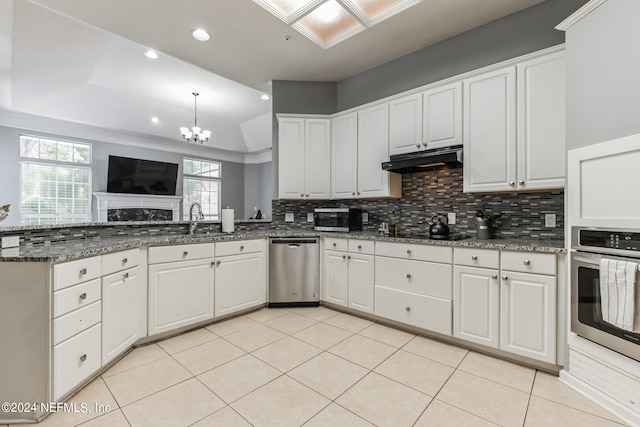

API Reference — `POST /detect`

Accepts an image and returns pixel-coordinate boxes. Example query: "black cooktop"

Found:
[392,233,470,241]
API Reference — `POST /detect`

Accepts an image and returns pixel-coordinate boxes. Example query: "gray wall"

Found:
[244,161,273,219]
[336,0,588,110]
[565,0,640,150]
[0,124,245,226]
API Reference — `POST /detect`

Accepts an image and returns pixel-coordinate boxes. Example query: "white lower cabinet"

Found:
[102,266,141,365]
[347,253,374,314]
[53,324,101,400]
[323,250,349,307]
[148,257,215,335]
[214,240,267,317]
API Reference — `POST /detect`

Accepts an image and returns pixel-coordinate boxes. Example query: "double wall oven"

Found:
[571,227,640,362]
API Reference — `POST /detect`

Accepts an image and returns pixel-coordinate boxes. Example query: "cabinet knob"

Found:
[405,306,411,312]
[523,259,531,266]
[306,193,309,197]
[240,245,245,251]
[123,272,129,279]
[416,143,421,149]
[122,257,128,264]
[183,251,188,257]
[333,243,337,247]
[491,275,498,280]
[300,193,304,197]
[509,181,515,186]
[357,192,361,196]
[348,255,351,260]
[406,274,412,279]
[79,354,87,362]
[357,245,362,249]
[79,293,87,300]
[502,275,509,281]
[406,249,412,255]
[471,255,478,261]
[216,260,221,266]
[519,180,525,186]
[352,192,355,196]
[342,255,346,259]
[79,268,87,275]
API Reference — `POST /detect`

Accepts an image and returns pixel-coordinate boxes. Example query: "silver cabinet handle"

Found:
[471,255,478,261]
[79,293,87,300]
[519,180,525,185]
[122,257,128,264]
[502,275,509,281]
[523,259,531,266]
[300,193,304,197]
[406,274,412,279]
[123,272,129,279]
[406,249,412,255]
[80,268,87,275]
[405,306,411,312]
[306,193,309,197]
[183,251,188,257]
[509,181,515,186]
[491,275,498,280]
[240,245,245,251]
[80,354,87,362]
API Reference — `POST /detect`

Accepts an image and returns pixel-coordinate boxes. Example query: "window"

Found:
[19,135,92,225]
[182,158,221,221]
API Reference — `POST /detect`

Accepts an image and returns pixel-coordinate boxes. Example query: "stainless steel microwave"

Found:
[314,208,362,232]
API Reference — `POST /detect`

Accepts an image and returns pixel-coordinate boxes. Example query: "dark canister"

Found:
[475,210,494,239]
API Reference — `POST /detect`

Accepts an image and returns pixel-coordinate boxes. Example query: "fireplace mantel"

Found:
[93,192,183,221]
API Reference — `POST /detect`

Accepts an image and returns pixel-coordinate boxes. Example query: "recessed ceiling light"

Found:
[151,117,159,124]
[261,94,270,100]
[192,29,211,41]
[144,50,158,59]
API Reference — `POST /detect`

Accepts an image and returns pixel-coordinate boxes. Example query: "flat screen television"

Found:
[107,155,179,195]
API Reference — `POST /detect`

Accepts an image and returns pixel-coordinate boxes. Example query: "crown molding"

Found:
[556,0,608,31]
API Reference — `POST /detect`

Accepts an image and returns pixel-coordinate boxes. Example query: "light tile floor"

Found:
[35,307,629,427]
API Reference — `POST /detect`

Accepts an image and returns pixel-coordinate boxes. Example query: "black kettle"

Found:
[428,214,450,239]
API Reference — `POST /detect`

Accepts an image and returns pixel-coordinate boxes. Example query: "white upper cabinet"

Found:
[517,51,566,190]
[358,103,402,198]
[423,81,462,150]
[389,93,423,156]
[331,112,359,199]
[463,66,517,193]
[464,49,566,193]
[278,116,331,200]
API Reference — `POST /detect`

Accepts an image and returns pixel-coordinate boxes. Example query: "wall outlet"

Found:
[447,212,456,225]
[1,236,20,248]
[545,213,557,228]
[285,212,294,222]
[307,213,314,222]
[362,212,369,223]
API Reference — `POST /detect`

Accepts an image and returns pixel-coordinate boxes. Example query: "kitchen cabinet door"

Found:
[500,271,556,364]
[348,253,374,314]
[305,118,331,199]
[148,258,214,335]
[332,112,358,199]
[102,266,140,365]
[517,51,566,191]
[389,93,422,156]
[358,103,401,198]
[463,66,517,193]
[214,251,266,317]
[423,81,462,150]
[323,250,348,307]
[453,265,500,348]
[278,117,305,199]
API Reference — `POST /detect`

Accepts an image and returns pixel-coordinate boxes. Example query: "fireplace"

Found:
[93,192,183,222]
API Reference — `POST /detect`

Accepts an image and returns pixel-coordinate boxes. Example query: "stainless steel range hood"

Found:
[382,145,463,174]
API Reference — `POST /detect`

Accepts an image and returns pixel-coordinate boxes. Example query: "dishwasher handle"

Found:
[288,243,300,248]
[270,238,319,245]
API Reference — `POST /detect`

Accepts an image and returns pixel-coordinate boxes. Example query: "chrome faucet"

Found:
[188,202,204,235]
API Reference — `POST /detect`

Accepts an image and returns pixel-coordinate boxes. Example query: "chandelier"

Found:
[180,92,211,144]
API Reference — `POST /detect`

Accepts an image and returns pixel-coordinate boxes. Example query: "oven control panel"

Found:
[579,229,640,252]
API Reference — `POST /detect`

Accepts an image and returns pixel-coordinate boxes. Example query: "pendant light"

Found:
[180,92,211,144]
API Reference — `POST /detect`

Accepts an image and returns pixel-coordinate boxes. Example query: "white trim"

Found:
[93,192,182,222]
[244,150,272,164]
[555,0,608,31]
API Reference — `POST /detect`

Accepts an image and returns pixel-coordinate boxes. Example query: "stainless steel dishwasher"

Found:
[269,237,320,306]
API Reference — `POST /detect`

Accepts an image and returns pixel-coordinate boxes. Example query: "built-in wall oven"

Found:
[571,227,640,362]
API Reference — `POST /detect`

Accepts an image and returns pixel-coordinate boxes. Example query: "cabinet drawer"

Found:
[53,323,101,400]
[53,256,102,291]
[102,248,140,276]
[325,237,348,252]
[53,278,101,318]
[53,301,101,345]
[216,239,263,257]
[376,241,452,263]
[148,243,215,264]
[375,256,452,299]
[454,247,499,269]
[348,239,375,255]
[374,286,452,335]
[501,251,556,275]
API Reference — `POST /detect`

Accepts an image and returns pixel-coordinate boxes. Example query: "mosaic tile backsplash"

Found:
[271,167,564,240]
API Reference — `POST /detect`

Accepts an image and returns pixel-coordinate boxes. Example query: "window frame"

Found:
[182,157,222,221]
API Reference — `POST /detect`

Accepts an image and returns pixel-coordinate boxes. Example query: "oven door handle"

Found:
[572,253,603,267]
